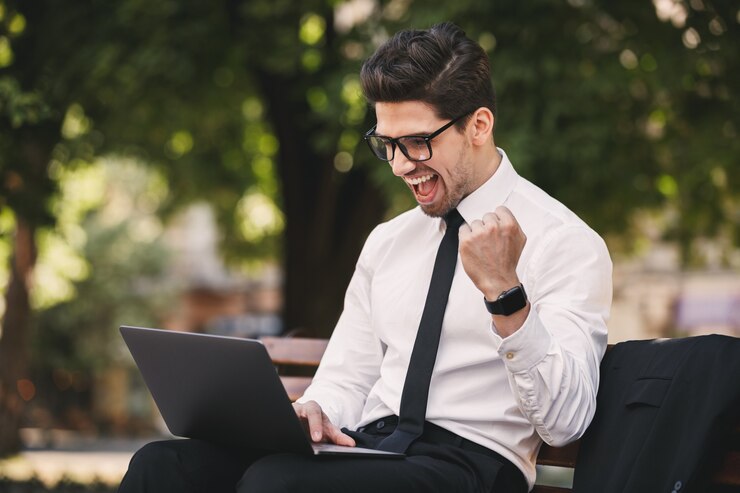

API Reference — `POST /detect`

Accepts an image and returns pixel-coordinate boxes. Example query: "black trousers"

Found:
[118,417,527,493]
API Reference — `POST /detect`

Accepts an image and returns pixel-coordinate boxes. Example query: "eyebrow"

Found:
[372,128,434,139]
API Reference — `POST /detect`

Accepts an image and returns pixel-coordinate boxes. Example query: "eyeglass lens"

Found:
[367,136,431,161]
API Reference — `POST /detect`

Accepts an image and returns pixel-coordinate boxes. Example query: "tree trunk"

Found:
[0,219,37,457]
[0,119,56,456]
[258,73,387,338]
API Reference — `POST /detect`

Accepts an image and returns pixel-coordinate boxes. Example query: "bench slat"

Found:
[536,442,579,468]
[262,336,328,367]
[531,487,573,493]
[280,376,312,402]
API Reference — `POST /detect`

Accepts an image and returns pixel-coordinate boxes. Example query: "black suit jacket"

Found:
[572,335,740,493]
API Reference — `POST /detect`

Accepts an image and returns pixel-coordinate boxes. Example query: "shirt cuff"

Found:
[490,307,551,373]
[296,391,342,426]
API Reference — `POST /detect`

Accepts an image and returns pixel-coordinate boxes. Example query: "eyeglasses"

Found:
[363,113,470,162]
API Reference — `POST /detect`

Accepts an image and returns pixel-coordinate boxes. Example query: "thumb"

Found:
[327,425,356,447]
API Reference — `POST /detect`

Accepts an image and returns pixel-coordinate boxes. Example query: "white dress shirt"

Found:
[298,148,612,488]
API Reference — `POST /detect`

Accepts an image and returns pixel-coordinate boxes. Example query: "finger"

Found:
[494,206,522,234]
[482,212,500,226]
[325,422,356,447]
[303,404,325,442]
[468,219,485,232]
[494,206,515,223]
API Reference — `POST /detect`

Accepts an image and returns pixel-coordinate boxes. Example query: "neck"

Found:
[472,141,502,188]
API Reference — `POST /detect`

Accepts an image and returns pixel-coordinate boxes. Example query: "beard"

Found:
[419,145,473,218]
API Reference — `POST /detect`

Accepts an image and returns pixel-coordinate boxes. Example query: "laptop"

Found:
[120,325,403,458]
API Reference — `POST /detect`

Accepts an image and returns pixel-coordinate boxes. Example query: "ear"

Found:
[468,107,494,146]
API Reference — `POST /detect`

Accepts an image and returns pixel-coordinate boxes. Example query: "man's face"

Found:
[374,101,474,218]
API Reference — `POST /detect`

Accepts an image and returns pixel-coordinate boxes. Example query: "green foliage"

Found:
[0,77,51,128]
[0,0,737,264]
[32,160,174,373]
[425,0,738,263]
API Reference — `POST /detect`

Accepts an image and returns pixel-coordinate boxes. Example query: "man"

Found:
[119,22,611,493]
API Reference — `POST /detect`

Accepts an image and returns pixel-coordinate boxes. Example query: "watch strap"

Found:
[484,284,527,316]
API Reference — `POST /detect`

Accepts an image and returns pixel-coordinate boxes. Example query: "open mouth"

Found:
[405,173,439,203]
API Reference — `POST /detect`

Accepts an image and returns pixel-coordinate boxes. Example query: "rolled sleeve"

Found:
[493,224,612,446]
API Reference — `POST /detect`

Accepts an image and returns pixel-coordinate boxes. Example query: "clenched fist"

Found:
[458,206,529,336]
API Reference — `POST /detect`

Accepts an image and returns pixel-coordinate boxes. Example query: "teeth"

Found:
[405,174,434,186]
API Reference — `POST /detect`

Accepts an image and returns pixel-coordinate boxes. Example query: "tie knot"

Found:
[443,208,464,232]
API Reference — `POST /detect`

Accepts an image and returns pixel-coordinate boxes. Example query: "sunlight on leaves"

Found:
[334,151,353,172]
[652,0,687,28]
[33,230,91,309]
[478,32,497,53]
[619,49,639,70]
[640,53,658,72]
[656,174,678,198]
[252,156,279,197]
[307,86,329,112]
[32,159,170,312]
[646,109,667,139]
[61,103,92,139]
[682,28,701,48]
[338,129,360,153]
[237,190,284,242]
[8,12,25,35]
[341,75,366,124]
[301,48,322,72]
[0,36,13,68]
[299,13,326,46]
[166,130,194,158]
[241,97,263,121]
[258,134,279,156]
[335,0,375,33]
[52,164,106,229]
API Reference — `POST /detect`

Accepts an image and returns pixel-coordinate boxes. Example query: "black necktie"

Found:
[378,208,465,453]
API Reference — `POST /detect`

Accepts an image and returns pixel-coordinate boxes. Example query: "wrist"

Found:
[484,283,528,316]
[491,303,530,338]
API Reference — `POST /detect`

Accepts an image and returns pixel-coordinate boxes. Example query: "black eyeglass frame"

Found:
[363,112,470,163]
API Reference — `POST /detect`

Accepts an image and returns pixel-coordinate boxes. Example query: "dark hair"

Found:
[360,22,496,129]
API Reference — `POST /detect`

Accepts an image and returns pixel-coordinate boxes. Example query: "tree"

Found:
[0,0,389,455]
[444,0,738,261]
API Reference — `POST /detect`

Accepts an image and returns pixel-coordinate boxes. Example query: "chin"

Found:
[420,202,452,218]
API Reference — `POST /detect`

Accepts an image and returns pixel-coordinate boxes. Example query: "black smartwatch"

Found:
[484,284,528,316]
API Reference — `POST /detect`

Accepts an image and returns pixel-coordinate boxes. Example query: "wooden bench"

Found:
[261,336,740,492]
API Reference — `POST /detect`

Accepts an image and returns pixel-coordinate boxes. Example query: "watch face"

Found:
[485,284,527,315]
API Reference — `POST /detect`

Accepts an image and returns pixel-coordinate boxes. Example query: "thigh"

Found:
[119,439,262,493]
[237,452,481,493]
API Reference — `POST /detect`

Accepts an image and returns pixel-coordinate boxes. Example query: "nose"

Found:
[389,152,416,177]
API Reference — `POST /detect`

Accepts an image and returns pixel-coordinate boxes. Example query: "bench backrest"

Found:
[260,336,740,492]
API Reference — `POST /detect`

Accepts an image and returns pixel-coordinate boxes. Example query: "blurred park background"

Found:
[0,0,737,490]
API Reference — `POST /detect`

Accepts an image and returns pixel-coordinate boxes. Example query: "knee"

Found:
[237,454,307,493]
[119,440,184,492]
[128,440,181,475]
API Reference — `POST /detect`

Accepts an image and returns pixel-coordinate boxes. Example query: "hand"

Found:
[292,400,356,447]
[458,206,527,299]
[459,206,530,337]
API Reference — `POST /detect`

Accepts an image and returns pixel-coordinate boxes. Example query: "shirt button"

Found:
[376,421,385,430]
[505,352,515,360]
